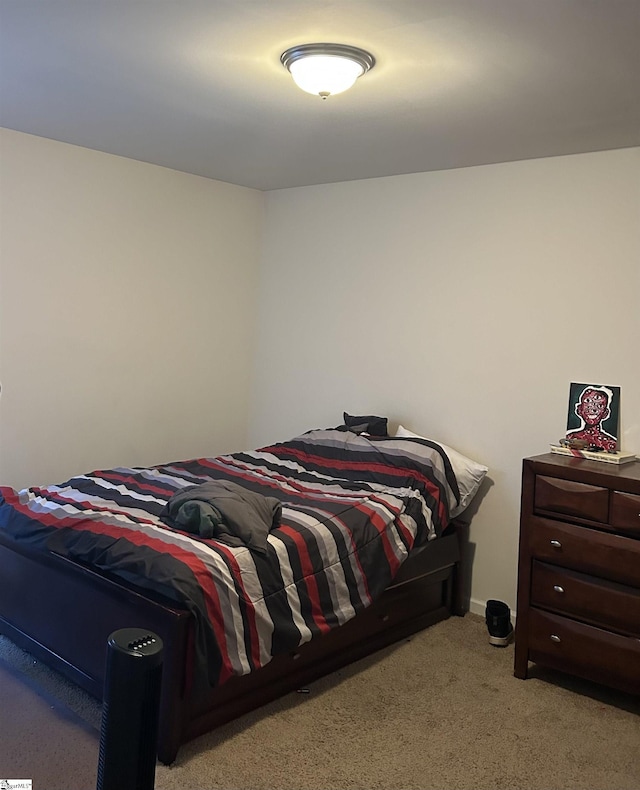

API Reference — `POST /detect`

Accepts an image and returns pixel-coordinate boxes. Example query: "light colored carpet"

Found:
[1,614,638,790]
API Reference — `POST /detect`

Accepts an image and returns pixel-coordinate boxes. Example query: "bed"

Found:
[0,422,485,763]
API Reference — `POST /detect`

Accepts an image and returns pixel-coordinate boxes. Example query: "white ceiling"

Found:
[1,0,639,191]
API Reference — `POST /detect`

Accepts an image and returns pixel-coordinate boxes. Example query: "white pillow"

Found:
[395,425,488,518]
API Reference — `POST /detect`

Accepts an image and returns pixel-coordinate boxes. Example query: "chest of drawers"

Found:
[514,453,640,694]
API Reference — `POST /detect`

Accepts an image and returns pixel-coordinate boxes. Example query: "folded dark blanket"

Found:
[161,480,282,555]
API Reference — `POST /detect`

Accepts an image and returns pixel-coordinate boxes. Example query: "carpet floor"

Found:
[1,614,638,790]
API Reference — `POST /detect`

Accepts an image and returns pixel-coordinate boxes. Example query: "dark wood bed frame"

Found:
[0,522,468,764]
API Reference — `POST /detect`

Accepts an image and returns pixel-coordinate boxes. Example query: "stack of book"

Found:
[550,444,638,465]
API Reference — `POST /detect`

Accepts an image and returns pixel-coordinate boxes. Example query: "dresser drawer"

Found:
[610,491,640,535]
[528,608,640,693]
[531,561,640,635]
[534,475,609,523]
[529,516,640,587]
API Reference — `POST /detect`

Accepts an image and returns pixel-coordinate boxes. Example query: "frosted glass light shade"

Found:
[281,44,375,99]
[289,55,364,97]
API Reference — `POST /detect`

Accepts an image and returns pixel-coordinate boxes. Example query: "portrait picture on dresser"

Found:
[566,383,620,453]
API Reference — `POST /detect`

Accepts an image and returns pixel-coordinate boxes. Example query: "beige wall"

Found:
[251,148,640,613]
[0,129,264,489]
[2,131,638,613]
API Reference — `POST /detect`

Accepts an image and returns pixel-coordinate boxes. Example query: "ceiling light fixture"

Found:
[280,43,375,99]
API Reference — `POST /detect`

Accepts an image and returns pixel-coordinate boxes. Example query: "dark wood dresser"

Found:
[514,453,640,694]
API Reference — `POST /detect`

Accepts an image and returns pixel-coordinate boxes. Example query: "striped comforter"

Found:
[0,428,460,691]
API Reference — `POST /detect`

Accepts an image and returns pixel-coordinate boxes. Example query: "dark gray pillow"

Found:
[343,412,388,436]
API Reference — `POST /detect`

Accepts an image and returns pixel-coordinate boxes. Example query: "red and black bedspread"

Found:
[0,428,459,692]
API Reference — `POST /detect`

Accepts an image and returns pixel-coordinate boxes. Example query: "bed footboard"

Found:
[0,527,465,764]
[0,535,191,764]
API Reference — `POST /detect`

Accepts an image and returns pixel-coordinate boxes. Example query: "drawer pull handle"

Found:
[550,634,561,643]
[550,540,562,548]
[553,585,565,594]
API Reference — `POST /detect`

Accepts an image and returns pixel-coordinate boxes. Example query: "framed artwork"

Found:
[566,383,620,453]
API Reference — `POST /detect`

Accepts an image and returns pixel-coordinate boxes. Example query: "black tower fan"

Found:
[96,628,164,790]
